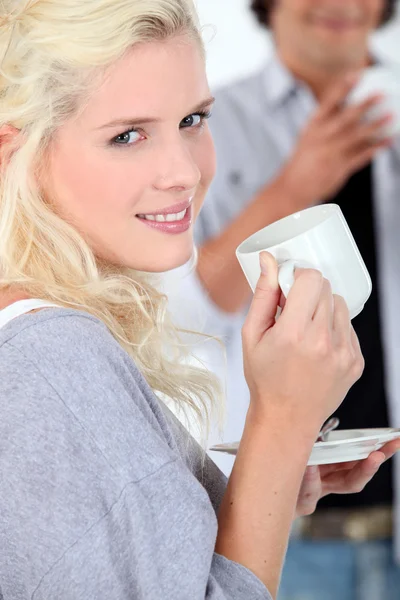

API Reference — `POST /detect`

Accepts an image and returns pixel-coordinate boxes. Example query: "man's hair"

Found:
[250,0,397,28]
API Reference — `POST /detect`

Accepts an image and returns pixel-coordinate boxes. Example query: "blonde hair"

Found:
[0,0,222,436]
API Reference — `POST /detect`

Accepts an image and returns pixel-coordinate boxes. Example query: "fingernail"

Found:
[259,252,278,289]
[259,252,269,274]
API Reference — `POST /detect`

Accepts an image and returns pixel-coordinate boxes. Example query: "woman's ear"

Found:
[0,124,19,141]
[0,124,20,164]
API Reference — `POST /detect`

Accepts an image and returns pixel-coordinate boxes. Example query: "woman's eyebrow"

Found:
[96,96,215,130]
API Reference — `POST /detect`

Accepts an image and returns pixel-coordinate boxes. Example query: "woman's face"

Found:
[44,35,216,272]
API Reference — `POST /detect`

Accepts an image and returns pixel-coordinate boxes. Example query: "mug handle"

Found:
[278,259,319,297]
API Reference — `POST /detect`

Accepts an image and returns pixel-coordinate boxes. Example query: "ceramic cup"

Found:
[346,65,400,137]
[236,204,372,319]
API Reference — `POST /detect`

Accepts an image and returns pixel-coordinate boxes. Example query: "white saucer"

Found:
[209,428,400,466]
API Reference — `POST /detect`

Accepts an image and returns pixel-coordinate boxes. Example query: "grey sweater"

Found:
[0,309,271,600]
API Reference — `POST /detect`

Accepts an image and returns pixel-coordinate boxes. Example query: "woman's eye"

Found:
[112,129,141,145]
[180,111,211,129]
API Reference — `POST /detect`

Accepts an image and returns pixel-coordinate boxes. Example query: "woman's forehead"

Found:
[79,36,210,128]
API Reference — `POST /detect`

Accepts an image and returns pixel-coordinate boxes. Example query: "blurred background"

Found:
[169,3,400,599]
[196,0,400,88]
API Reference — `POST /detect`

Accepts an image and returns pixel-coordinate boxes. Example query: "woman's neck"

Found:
[0,289,31,311]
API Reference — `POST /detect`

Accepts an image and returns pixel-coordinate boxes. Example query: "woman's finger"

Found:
[319,440,400,479]
[242,251,280,347]
[320,452,385,497]
[280,268,324,332]
[332,294,351,345]
[312,277,334,329]
[377,439,400,461]
[296,466,322,517]
[319,460,361,477]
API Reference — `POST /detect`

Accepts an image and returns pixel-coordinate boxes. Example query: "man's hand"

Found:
[279,74,393,210]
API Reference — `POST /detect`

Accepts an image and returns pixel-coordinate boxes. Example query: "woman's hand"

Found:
[296,440,400,518]
[221,251,366,595]
[242,251,365,434]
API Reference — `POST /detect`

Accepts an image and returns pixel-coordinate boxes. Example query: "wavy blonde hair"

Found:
[0,0,222,436]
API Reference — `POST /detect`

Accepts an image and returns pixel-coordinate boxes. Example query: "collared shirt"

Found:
[165,52,400,557]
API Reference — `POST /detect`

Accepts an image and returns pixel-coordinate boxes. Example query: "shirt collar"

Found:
[262,47,386,109]
[262,52,299,108]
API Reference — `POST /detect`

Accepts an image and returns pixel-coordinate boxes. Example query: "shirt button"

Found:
[229,171,242,186]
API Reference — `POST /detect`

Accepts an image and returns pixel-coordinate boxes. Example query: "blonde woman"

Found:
[0,1,399,598]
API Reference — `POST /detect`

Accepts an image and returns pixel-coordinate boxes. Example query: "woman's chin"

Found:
[128,244,195,274]
[156,249,195,273]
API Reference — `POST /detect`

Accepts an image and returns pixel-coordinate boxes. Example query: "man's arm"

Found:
[197,173,299,314]
[197,77,391,314]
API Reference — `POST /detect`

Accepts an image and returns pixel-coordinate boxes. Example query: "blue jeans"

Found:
[278,539,400,600]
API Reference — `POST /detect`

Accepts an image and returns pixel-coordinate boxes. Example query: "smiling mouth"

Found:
[135,201,193,234]
[136,208,188,223]
[312,15,361,30]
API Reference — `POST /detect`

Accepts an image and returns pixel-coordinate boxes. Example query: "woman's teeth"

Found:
[138,209,187,222]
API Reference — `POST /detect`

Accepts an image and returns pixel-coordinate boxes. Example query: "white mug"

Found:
[346,65,400,138]
[236,204,372,319]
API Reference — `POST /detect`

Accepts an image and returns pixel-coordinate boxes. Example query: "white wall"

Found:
[196,0,400,89]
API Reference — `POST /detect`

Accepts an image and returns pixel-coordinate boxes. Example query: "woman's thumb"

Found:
[243,252,280,345]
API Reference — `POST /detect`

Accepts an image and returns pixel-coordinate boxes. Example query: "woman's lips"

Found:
[136,203,193,234]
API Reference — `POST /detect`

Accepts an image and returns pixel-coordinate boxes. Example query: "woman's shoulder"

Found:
[0,307,183,477]
[0,305,167,407]
[0,307,227,500]
[0,308,172,441]
[0,307,140,384]
[0,307,149,402]
[0,314,228,597]
[0,306,112,351]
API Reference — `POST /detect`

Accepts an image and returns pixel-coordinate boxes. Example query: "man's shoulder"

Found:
[213,67,266,111]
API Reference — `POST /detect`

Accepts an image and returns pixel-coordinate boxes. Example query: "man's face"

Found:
[272,0,387,69]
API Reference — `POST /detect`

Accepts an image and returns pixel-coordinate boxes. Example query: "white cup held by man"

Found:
[236,204,372,319]
[346,65,400,138]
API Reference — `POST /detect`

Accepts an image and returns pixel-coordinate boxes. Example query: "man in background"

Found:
[169,1,400,597]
